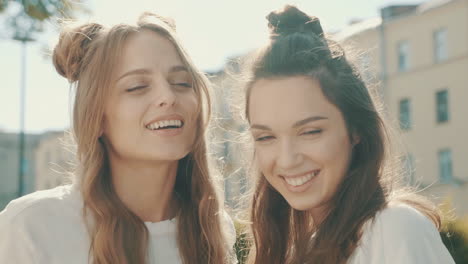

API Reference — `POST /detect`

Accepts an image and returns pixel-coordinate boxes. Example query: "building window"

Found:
[438,149,453,183]
[436,90,449,123]
[434,28,448,63]
[399,98,411,130]
[397,41,409,72]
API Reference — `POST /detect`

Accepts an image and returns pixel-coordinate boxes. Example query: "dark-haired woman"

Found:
[243,5,454,264]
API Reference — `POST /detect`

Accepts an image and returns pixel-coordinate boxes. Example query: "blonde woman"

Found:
[242,5,454,264]
[0,13,236,264]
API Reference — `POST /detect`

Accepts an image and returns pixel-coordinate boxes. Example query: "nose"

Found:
[153,80,176,108]
[276,139,303,171]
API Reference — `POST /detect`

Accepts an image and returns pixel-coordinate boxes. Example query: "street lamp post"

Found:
[11,12,35,198]
[3,0,81,198]
[16,39,28,197]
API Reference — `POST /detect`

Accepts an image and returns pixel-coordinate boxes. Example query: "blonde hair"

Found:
[53,12,231,264]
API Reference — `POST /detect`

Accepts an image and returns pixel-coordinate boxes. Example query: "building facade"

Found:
[34,131,74,190]
[0,132,41,209]
[337,0,468,216]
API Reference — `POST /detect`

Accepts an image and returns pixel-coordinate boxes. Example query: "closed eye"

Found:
[255,136,274,142]
[302,129,322,135]
[172,82,193,88]
[126,85,148,92]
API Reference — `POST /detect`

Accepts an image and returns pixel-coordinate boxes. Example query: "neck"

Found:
[109,156,179,223]
[309,205,329,227]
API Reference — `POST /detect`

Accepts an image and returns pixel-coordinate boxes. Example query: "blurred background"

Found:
[0,0,467,262]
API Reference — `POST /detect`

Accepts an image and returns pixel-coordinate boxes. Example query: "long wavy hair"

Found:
[53,12,231,264]
[243,5,441,264]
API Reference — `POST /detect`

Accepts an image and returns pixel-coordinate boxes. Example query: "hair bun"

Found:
[138,12,177,31]
[53,23,103,82]
[267,5,324,38]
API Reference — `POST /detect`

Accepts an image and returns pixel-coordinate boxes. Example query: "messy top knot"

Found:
[53,23,103,82]
[138,12,177,31]
[267,5,324,38]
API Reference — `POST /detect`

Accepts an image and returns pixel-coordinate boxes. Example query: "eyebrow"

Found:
[169,65,189,73]
[116,65,189,82]
[116,68,151,82]
[250,116,328,131]
[293,116,328,128]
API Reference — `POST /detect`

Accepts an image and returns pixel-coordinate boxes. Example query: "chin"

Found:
[288,201,315,211]
[145,142,192,160]
[284,194,321,212]
[152,151,190,162]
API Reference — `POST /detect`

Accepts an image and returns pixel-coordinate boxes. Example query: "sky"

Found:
[0,0,423,134]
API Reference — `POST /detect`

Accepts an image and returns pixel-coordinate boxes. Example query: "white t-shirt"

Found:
[0,185,237,264]
[348,204,455,264]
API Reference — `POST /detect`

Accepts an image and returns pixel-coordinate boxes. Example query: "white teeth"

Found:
[284,171,319,187]
[146,119,182,130]
[170,120,179,127]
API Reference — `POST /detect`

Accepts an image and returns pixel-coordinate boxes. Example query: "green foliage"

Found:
[2,0,81,20]
[234,220,250,264]
[0,0,7,12]
[1,0,88,41]
[440,216,468,263]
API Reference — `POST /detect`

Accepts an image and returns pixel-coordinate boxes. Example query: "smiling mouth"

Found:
[282,170,320,187]
[145,119,184,130]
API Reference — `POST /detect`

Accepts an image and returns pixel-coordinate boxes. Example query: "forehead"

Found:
[248,76,339,125]
[115,29,184,76]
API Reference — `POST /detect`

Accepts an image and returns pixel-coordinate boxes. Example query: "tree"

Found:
[0,1,87,197]
[1,0,87,41]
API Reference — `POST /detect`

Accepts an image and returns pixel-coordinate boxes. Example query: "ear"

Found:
[99,119,106,138]
[351,133,360,147]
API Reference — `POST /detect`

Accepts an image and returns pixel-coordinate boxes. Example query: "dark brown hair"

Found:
[244,5,440,264]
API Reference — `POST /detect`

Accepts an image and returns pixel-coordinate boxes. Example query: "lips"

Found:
[145,114,184,131]
[281,170,320,187]
[146,119,183,130]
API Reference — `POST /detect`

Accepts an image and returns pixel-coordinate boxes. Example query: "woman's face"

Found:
[102,29,198,164]
[248,76,356,217]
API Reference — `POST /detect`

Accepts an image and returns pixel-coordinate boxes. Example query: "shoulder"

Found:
[220,210,238,264]
[373,203,435,234]
[0,185,84,261]
[369,203,442,247]
[354,204,454,264]
[0,184,81,228]
[220,210,237,245]
[0,186,89,263]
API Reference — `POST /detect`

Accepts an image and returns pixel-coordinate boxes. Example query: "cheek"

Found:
[181,92,199,116]
[254,147,275,175]
[103,98,143,139]
[318,133,353,176]
[184,96,199,136]
[106,103,135,129]
[178,92,199,144]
